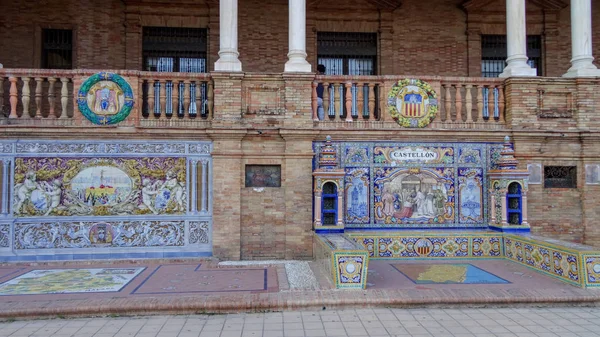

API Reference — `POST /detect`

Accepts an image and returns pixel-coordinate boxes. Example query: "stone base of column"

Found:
[214,59,242,72]
[499,63,537,78]
[563,64,600,77]
[284,58,311,73]
[215,51,242,72]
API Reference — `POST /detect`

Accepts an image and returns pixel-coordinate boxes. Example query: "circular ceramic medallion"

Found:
[77,72,134,125]
[414,238,433,256]
[346,263,356,274]
[593,264,600,273]
[387,79,438,128]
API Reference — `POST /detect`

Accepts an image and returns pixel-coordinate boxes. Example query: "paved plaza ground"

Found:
[0,258,599,319]
[1,307,600,337]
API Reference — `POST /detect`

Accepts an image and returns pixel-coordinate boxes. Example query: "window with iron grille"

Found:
[317,32,378,119]
[142,27,208,73]
[41,29,73,69]
[544,166,577,188]
[481,35,542,77]
[317,32,377,75]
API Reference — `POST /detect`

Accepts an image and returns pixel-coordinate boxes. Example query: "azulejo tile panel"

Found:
[0,268,145,295]
[313,141,505,229]
[349,233,503,258]
[583,255,600,287]
[504,235,582,286]
[0,140,213,258]
[13,157,187,217]
[14,221,185,249]
[0,225,9,248]
[332,251,369,289]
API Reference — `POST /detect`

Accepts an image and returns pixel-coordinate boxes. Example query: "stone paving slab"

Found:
[0,258,599,319]
[2,307,600,337]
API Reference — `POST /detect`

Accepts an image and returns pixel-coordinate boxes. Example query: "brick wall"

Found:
[3,0,599,75]
[0,0,126,69]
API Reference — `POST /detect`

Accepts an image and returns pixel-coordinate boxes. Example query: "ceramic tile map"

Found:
[392,263,509,284]
[0,268,145,295]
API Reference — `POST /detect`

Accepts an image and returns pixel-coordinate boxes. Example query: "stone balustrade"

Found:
[0,69,74,120]
[312,75,507,129]
[140,72,213,121]
[440,77,505,125]
[0,69,214,128]
[312,76,382,122]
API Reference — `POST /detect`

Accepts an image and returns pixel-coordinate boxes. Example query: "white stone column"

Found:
[499,0,536,77]
[284,0,311,72]
[214,0,242,72]
[563,0,600,77]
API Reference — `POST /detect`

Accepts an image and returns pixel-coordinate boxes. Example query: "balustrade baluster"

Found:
[207,81,214,119]
[176,81,184,117]
[188,82,197,117]
[443,84,451,122]
[8,77,18,119]
[465,84,473,123]
[21,77,30,118]
[357,83,364,118]
[166,81,174,117]
[333,83,340,120]
[34,78,43,118]
[487,85,494,121]
[48,77,57,118]
[160,80,167,118]
[368,83,375,120]
[454,84,463,123]
[476,85,484,122]
[60,78,69,119]
[498,85,505,122]
[0,78,4,112]
[196,82,203,117]
[345,82,353,122]
[311,81,318,121]
[183,80,190,119]
[147,80,155,118]
[323,82,330,118]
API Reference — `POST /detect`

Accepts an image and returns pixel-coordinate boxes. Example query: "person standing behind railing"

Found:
[316,64,326,120]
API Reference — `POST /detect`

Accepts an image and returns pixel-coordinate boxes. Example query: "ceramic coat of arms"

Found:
[388,79,438,128]
[77,72,134,125]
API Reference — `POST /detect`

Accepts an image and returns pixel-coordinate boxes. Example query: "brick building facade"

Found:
[0,0,599,261]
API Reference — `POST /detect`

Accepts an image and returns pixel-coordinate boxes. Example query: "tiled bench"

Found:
[315,231,600,289]
[504,234,600,288]
[314,234,369,289]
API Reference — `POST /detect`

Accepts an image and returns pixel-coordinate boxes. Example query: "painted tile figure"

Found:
[13,157,187,217]
[374,168,452,225]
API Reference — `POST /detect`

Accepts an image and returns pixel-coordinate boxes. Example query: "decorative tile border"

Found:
[504,235,582,286]
[348,232,503,259]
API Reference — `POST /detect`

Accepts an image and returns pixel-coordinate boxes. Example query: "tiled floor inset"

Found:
[391,263,510,284]
[0,268,145,295]
[131,264,277,294]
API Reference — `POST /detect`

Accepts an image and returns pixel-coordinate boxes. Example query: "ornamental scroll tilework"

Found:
[0,140,212,254]
[348,234,502,258]
[388,79,438,128]
[77,72,134,125]
[314,141,504,229]
[504,236,581,286]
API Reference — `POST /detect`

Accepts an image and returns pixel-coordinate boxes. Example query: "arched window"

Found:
[322,182,338,226]
[507,182,522,225]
